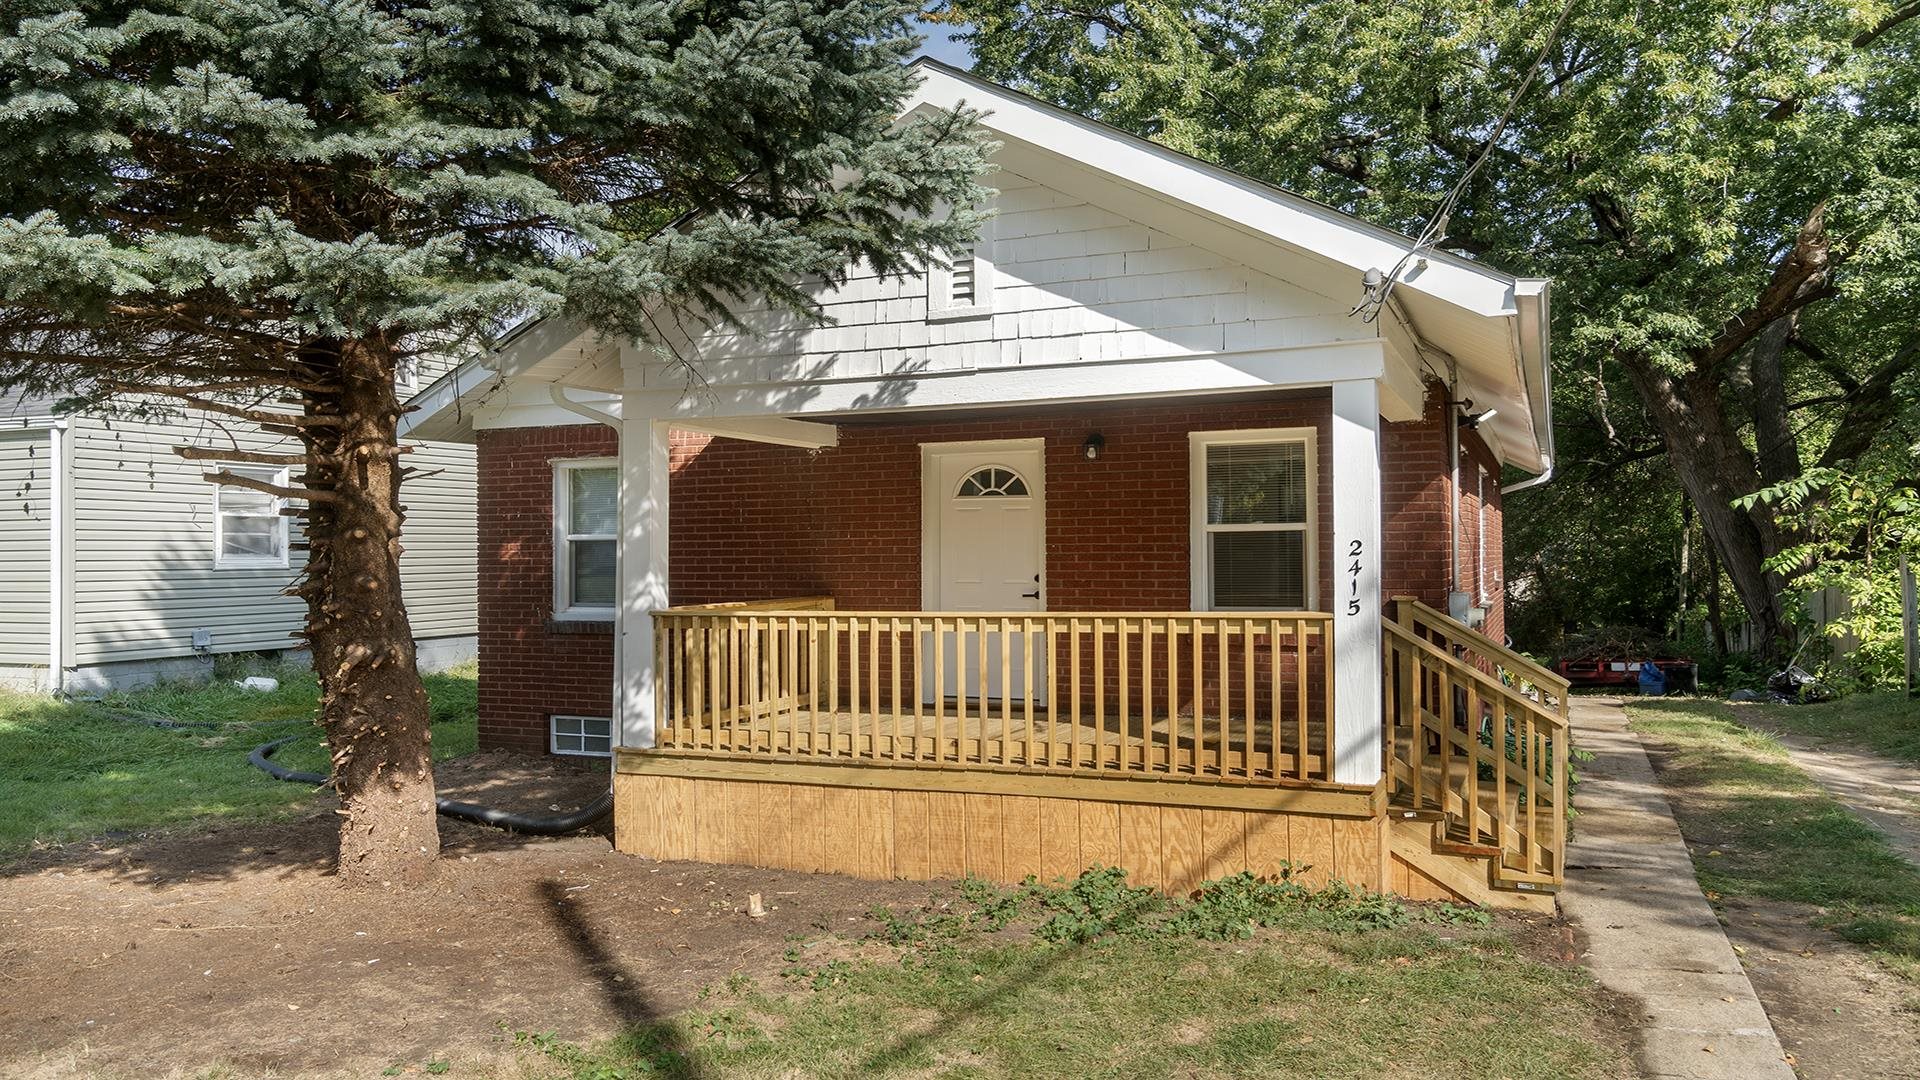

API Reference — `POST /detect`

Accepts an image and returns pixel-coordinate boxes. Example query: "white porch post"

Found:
[616,414,671,749]
[1330,379,1383,785]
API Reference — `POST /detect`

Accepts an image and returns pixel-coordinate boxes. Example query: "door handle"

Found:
[1021,590,1041,599]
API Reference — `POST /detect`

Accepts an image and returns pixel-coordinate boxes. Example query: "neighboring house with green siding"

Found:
[0,386,476,692]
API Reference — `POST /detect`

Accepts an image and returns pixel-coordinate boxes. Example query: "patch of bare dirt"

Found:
[0,752,947,1079]
[1716,896,1920,1080]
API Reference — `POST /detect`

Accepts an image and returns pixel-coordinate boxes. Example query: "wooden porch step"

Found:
[1387,816,1553,914]
[1431,834,1505,860]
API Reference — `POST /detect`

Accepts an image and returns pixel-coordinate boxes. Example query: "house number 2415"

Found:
[1345,539,1365,616]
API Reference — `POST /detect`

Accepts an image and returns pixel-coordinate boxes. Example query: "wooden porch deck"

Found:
[617,596,1570,908]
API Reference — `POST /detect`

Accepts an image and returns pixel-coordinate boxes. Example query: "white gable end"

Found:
[632,166,1373,393]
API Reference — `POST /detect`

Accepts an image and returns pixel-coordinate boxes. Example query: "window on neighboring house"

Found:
[554,459,617,619]
[213,465,290,568]
[1190,430,1316,610]
[550,715,613,757]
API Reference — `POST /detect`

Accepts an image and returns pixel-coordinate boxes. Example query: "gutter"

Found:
[1504,280,1555,494]
[1501,455,1554,495]
[546,383,621,429]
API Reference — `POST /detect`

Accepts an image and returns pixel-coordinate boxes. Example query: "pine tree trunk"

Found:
[299,336,441,886]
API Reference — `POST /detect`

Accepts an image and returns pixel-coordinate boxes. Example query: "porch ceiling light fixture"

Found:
[1082,433,1106,460]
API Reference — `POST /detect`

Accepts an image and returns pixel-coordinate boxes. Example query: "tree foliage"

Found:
[0,0,989,881]
[941,0,1920,658]
[1738,444,1920,687]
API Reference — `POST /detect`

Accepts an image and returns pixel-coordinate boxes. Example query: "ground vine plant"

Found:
[0,0,988,884]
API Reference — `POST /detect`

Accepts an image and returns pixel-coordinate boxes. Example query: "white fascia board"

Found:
[621,339,1386,420]
[493,317,602,381]
[908,60,1524,320]
[397,358,499,441]
[669,416,839,449]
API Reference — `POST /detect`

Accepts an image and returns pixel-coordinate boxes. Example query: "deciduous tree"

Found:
[942,0,1920,657]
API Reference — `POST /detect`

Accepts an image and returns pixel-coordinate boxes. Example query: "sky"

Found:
[912,18,975,68]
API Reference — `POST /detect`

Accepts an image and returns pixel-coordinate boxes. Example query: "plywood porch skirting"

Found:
[613,753,1477,904]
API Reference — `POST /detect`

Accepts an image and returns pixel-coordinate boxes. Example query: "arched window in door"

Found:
[955,466,1030,498]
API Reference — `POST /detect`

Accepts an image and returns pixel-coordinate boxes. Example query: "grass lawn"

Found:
[0,657,477,858]
[1734,691,1920,765]
[1628,698,1920,983]
[510,873,1630,1080]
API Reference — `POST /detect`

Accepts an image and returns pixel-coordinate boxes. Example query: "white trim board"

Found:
[618,340,1412,423]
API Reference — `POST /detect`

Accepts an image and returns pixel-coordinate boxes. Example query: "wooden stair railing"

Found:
[1382,597,1571,892]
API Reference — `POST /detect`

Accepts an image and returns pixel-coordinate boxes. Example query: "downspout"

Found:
[1445,358,1460,598]
[546,383,628,756]
[11,413,67,693]
[47,419,65,694]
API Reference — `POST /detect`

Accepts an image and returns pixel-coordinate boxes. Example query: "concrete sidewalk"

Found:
[1558,697,1795,1080]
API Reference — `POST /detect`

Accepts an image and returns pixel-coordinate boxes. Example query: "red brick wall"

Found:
[475,424,620,754]
[1380,389,1453,609]
[1377,385,1508,642]
[475,387,1509,752]
[670,393,1334,613]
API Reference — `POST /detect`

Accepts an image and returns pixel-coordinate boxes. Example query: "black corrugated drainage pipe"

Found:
[250,734,614,836]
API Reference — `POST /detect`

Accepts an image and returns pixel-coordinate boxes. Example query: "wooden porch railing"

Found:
[652,599,1337,786]
[1383,597,1571,889]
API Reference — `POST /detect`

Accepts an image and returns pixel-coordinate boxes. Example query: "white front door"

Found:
[923,440,1046,702]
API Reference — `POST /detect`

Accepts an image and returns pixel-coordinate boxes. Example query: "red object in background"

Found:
[1553,656,1694,689]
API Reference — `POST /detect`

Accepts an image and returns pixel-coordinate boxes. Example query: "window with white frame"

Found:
[550,715,613,757]
[213,465,290,568]
[1190,430,1315,610]
[553,459,617,618]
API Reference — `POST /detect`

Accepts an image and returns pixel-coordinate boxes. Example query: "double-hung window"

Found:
[554,459,617,619]
[1190,429,1316,610]
[213,465,290,569]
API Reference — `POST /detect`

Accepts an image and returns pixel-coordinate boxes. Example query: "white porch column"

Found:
[1330,379,1383,785]
[616,414,671,749]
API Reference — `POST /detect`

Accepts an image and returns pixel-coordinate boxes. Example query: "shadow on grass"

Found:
[1628,698,1920,971]
[536,877,708,1079]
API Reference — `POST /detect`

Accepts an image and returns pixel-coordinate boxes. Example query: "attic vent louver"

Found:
[948,252,976,306]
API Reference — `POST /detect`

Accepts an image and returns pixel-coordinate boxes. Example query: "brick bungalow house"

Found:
[404,61,1569,909]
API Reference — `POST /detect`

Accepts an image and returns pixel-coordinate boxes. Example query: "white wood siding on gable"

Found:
[65,414,476,666]
[641,168,1369,389]
[0,428,51,667]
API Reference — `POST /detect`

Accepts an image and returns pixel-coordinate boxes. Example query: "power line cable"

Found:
[1354,0,1578,323]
